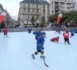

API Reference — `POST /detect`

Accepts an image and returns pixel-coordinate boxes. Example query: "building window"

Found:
[36,4,38,8]
[36,9,39,13]
[23,8,25,12]
[43,9,45,12]
[32,8,35,12]
[28,8,30,12]
[28,4,30,8]
[47,5,49,8]
[30,9,32,12]
[52,2,53,4]
[52,10,53,13]
[47,9,50,15]
[43,5,45,8]
[26,4,28,7]
[55,10,58,13]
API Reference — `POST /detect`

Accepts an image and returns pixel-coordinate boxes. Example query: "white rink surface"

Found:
[0,31,77,70]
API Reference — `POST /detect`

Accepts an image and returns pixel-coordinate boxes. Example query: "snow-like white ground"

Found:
[0,31,77,70]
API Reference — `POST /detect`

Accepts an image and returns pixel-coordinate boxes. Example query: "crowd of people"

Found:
[2,25,75,59]
[29,26,75,59]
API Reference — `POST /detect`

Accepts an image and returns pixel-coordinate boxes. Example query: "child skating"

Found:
[63,30,70,44]
[32,32,46,59]
[3,27,8,37]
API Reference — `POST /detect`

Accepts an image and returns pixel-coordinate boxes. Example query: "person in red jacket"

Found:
[50,36,59,43]
[63,31,70,44]
[3,28,8,37]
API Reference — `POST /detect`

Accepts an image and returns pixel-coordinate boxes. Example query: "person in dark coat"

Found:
[27,26,32,33]
[32,32,46,59]
[70,29,74,38]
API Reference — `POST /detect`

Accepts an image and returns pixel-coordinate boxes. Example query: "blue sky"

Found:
[0,0,77,20]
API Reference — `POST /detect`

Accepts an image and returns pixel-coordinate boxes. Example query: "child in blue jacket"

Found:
[32,32,46,59]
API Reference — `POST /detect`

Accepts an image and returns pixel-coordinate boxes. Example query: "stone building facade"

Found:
[18,0,50,26]
[50,0,75,14]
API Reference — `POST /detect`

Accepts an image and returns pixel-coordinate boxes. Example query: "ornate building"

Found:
[18,0,50,26]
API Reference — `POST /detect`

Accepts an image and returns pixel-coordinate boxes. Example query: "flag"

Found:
[56,13,62,24]
[0,12,6,24]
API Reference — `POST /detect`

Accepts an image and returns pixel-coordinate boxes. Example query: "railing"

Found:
[0,27,77,32]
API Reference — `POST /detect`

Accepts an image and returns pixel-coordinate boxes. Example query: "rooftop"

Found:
[20,0,50,5]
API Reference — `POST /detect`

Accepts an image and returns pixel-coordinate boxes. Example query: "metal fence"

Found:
[0,27,77,32]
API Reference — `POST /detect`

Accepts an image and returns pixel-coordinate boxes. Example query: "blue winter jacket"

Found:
[33,31,41,39]
[36,36,45,51]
